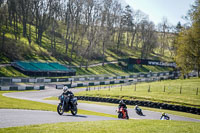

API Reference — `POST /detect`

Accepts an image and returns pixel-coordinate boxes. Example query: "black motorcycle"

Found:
[135,108,143,116]
[57,94,78,115]
[160,114,170,120]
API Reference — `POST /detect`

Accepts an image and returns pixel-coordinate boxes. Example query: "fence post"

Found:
[163,85,165,92]
[0,77,2,86]
[120,85,122,91]
[109,85,110,91]
[148,85,150,92]
[180,86,182,94]
[86,86,88,91]
[135,83,136,91]
[196,88,199,95]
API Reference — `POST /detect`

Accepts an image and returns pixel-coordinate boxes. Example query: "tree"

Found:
[157,17,171,56]
[122,5,133,47]
[33,0,51,46]
[140,20,158,59]
[176,21,183,33]
[175,0,200,77]
[0,1,8,50]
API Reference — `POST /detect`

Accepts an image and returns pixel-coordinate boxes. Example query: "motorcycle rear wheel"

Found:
[118,112,123,118]
[57,103,64,115]
[71,105,77,115]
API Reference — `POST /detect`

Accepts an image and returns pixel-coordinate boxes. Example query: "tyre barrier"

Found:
[77,96,200,115]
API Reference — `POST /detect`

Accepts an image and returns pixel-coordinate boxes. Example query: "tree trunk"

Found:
[117,32,121,52]
[28,23,31,45]
[22,17,27,37]
[198,66,200,78]
[126,32,129,47]
[131,32,136,48]
[102,40,105,66]
[2,32,5,50]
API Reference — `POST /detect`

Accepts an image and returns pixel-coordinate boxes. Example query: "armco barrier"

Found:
[0,85,45,91]
[76,96,200,115]
[56,76,166,89]
[0,71,181,84]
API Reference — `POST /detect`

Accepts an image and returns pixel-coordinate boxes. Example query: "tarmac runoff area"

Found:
[1,86,200,128]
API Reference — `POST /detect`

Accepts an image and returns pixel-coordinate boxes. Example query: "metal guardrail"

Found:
[0,71,178,85]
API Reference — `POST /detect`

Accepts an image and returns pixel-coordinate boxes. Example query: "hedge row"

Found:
[77,96,200,115]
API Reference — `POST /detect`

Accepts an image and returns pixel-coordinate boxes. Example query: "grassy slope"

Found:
[0,66,27,77]
[76,64,173,76]
[0,23,174,77]
[76,78,200,108]
[1,120,199,133]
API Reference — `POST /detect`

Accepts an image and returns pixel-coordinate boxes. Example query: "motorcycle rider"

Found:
[118,99,129,118]
[118,99,127,110]
[135,105,139,110]
[63,86,74,107]
[160,112,170,120]
[135,105,143,115]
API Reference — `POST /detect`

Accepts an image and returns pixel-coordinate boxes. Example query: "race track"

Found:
[1,86,200,128]
[0,109,117,128]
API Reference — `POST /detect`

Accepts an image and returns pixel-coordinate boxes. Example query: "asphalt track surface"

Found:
[0,109,117,128]
[1,86,200,128]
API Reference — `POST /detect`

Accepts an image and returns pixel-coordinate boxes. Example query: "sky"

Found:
[123,0,195,26]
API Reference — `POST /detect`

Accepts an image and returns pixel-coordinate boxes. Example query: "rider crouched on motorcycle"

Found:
[118,99,127,110]
[134,105,143,115]
[135,105,140,111]
[63,86,74,107]
[118,99,129,118]
[160,112,170,120]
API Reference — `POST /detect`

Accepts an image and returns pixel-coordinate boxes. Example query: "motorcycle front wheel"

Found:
[57,103,64,115]
[71,105,77,115]
[126,113,129,119]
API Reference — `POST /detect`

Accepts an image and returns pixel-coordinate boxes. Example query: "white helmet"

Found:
[63,86,68,92]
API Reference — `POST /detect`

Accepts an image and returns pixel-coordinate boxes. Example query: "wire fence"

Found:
[84,81,200,96]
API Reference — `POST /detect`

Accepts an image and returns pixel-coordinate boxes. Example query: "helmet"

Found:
[136,105,138,107]
[162,112,165,115]
[119,100,124,105]
[63,86,68,92]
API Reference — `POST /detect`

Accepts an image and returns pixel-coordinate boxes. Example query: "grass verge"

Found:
[0,119,200,133]
[76,78,200,108]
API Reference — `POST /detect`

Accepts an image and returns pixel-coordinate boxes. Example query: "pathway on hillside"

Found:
[68,61,118,68]
[0,64,11,67]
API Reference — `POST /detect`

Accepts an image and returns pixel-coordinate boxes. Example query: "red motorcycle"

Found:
[117,107,129,119]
